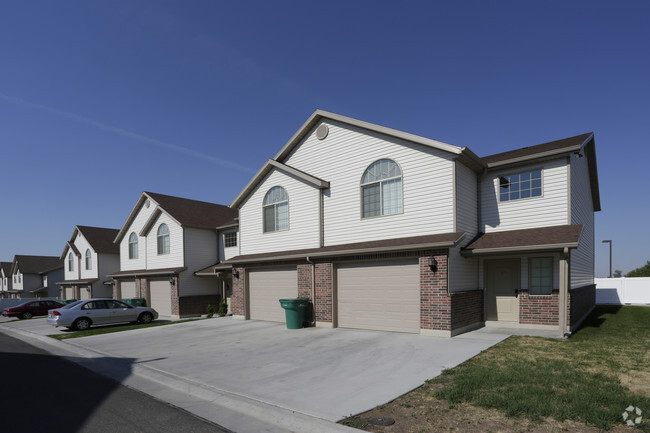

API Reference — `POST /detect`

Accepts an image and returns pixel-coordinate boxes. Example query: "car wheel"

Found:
[138,312,153,324]
[72,318,91,331]
[21,312,33,320]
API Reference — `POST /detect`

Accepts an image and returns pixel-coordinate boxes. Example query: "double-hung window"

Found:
[529,257,553,295]
[361,159,403,218]
[263,186,289,232]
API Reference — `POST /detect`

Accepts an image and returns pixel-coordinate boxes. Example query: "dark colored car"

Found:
[2,300,65,319]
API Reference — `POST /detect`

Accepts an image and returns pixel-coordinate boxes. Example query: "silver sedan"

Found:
[47,298,159,331]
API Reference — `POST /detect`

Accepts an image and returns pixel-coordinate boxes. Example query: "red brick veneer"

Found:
[178,294,221,316]
[519,290,559,325]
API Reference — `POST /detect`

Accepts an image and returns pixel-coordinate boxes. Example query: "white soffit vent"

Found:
[315,124,329,140]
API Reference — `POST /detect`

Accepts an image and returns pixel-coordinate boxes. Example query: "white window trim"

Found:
[497,168,544,204]
[360,159,404,219]
[262,186,290,233]
[157,223,170,255]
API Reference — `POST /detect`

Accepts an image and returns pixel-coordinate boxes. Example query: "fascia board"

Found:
[230,161,273,208]
[139,207,163,237]
[486,145,582,169]
[268,160,330,188]
[460,242,579,257]
[114,193,149,244]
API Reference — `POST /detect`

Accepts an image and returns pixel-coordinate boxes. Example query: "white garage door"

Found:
[337,261,420,334]
[149,279,172,316]
[249,268,298,322]
[120,280,137,299]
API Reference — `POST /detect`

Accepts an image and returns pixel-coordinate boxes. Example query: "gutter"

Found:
[461,242,579,257]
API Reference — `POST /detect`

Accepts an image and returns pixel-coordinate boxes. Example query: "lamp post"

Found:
[602,240,612,278]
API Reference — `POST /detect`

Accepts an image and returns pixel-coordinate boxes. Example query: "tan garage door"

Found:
[79,286,90,300]
[120,280,137,299]
[64,286,74,299]
[248,268,297,322]
[149,279,172,316]
[337,261,420,333]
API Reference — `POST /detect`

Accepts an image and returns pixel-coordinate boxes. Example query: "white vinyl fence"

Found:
[595,277,650,305]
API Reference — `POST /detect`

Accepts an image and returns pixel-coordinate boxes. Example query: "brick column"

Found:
[314,263,333,324]
[419,254,451,334]
[170,275,179,316]
[231,267,245,318]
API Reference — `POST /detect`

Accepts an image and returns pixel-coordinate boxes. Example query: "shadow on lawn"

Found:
[570,305,622,337]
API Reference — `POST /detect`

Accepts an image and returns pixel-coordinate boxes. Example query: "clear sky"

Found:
[1,1,648,276]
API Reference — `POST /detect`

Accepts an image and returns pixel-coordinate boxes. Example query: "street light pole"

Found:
[602,240,612,278]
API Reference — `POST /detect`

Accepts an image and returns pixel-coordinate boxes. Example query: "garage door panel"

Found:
[338,261,420,334]
[149,279,172,316]
[249,268,297,322]
[120,280,136,299]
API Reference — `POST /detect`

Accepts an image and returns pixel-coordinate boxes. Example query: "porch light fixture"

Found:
[233,269,240,279]
[169,276,175,285]
[428,256,438,273]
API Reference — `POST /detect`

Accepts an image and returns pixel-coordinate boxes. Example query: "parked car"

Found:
[46,298,159,331]
[2,300,65,319]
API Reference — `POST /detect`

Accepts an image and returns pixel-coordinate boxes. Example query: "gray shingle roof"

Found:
[13,255,64,274]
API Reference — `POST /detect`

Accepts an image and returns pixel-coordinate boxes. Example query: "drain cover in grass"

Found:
[368,417,395,426]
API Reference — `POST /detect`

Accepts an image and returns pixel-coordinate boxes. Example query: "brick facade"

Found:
[519,290,560,325]
[568,284,596,327]
[231,267,245,316]
[450,290,483,330]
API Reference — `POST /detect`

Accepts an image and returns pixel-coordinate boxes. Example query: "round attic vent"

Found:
[145,199,150,208]
[315,124,329,140]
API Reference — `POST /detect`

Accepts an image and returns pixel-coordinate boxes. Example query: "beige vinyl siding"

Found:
[146,213,184,269]
[248,268,298,322]
[75,234,99,280]
[120,201,157,271]
[337,261,420,333]
[481,159,569,233]
[570,154,595,288]
[448,245,479,292]
[239,169,320,255]
[283,120,456,247]
[149,278,172,316]
[178,271,220,297]
[455,161,478,236]
[97,253,120,285]
[183,227,218,272]
[222,230,239,261]
[91,281,112,298]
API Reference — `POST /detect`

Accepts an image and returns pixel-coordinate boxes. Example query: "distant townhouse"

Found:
[58,226,120,300]
[224,110,599,337]
[109,192,237,318]
[10,255,64,298]
[1,262,14,298]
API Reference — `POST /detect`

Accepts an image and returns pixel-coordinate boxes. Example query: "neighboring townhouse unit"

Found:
[109,192,237,318]
[58,226,120,300]
[225,110,600,337]
[10,255,64,298]
[1,262,15,298]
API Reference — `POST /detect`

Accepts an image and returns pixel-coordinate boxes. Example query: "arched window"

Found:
[128,232,138,259]
[157,223,170,255]
[68,252,74,272]
[361,159,403,218]
[85,249,92,270]
[263,186,289,232]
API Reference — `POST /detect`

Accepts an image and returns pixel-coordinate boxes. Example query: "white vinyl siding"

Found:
[448,245,479,292]
[63,249,77,281]
[183,227,218,277]
[481,159,569,233]
[239,170,320,255]
[570,154,595,289]
[146,214,184,269]
[248,268,298,322]
[220,230,239,261]
[75,234,98,280]
[120,201,157,271]
[283,120,456,247]
[337,261,420,333]
[455,161,478,236]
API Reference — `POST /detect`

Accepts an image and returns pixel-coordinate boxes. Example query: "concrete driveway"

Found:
[12,317,509,421]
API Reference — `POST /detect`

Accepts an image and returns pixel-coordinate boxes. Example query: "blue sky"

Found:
[1,1,648,276]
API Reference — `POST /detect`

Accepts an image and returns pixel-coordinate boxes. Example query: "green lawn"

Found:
[49,318,203,340]
[434,306,650,430]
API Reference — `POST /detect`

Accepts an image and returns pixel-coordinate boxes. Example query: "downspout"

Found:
[306,256,316,326]
[559,247,570,338]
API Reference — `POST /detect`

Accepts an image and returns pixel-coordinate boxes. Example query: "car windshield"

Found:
[61,301,83,309]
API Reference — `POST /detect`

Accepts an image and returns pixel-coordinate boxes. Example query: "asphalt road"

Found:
[0,332,230,433]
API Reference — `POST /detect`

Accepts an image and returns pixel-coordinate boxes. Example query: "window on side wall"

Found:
[68,252,74,272]
[361,159,403,218]
[128,232,138,259]
[499,169,542,202]
[529,257,553,295]
[85,249,92,270]
[263,186,289,233]
[224,232,237,248]
[157,223,170,255]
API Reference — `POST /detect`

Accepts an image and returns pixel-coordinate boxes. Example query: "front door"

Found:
[485,259,520,322]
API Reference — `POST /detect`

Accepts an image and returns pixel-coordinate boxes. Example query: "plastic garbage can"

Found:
[279,298,310,329]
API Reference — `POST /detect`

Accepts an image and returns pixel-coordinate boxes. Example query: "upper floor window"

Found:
[128,232,138,259]
[499,169,542,202]
[224,232,237,248]
[263,186,289,232]
[529,257,553,295]
[18,273,21,283]
[157,223,170,255]
[85,249,92,270]
[361,159,403,218]
[68,252,74,272]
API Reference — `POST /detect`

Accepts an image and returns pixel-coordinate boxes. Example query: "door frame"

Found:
[484,258,521,322]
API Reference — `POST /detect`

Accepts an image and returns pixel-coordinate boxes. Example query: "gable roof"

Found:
[11,255,63,275]
[115,192,238,243]
[61,226,120,259]
[1,262,12,276]
[461,225,583,256]
[482,132,593,167]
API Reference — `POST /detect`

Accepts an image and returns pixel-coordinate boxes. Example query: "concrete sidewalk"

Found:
[0,317,511,432]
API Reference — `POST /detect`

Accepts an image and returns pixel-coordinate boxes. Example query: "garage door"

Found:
[337,261,420,333]
[248,268,298,322]
[149,279,172,316]
[64,286,74,299]
[120,280,136,299]
[79,286,90,300]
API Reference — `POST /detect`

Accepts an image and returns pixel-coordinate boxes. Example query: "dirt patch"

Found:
[341,381,639,433]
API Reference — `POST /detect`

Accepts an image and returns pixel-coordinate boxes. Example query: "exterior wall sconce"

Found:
[233,269,240,279]
[169,276,175,285]
[428,256,437,273]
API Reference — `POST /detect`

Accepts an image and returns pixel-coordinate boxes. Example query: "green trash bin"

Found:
[122,298,147,307]
[279,298,310,329]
